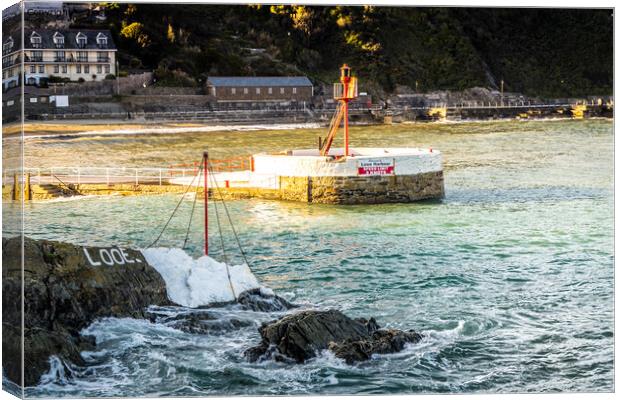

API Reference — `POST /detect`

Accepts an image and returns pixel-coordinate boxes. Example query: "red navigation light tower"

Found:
[319,64,358,157]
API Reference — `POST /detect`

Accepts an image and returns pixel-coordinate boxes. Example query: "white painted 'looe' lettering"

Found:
[83,247,142,267]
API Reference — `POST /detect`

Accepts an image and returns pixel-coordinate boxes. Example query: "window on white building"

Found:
[256,88,261,94]
[3,37,13,53]
[54,65,59,73]
[55,51,65,61]
[77,51,88,62]
[280,87,285,94]
[76,32,87,48]
[62,64,67,73]
[104,65,110,73]
[30,32,42,48]
[243,88,248,94]
[97,65,102,74]
[38,65,44,73]
[231,88,236,95]
[53,32,64,48]
[97,52,108,62]
[96,33,108,48]
[292,87,297,94]
[84,65,90,73]
[76,65,81,73]
[30,65,35,73]
[31,51,42,61]
[268,87,273,94]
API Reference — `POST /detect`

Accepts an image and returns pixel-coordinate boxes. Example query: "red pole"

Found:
[342,79,350,157]
[203,151,208,256]
[344,99,349,157]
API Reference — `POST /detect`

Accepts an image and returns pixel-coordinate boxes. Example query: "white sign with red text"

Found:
[357,158,395,176]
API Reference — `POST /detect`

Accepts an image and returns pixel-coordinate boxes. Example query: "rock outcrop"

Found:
[244,310,422,363]
[3,236,417,388]
[2,236,173,387]
[236,288,296,312]
[2,236,296,387]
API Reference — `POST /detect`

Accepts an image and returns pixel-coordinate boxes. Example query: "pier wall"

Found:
[278,171,444,204]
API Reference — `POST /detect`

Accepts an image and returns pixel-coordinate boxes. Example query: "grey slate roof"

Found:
[208,76,312,87]
[18,29,116,50]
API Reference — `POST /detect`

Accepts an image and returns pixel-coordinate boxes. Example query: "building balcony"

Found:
[20,56,113,64]
[2,58,19,68]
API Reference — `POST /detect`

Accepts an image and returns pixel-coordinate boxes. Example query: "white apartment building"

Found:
[2,29,117,90]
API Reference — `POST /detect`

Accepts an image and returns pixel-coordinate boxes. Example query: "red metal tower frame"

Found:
[319,64,358,157]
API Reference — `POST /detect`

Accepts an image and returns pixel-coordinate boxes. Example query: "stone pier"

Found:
[245,147,445,204]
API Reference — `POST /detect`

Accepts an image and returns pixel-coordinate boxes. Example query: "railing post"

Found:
[12,173,19,201]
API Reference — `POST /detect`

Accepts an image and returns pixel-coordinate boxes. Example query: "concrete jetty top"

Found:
[253,147,442,177]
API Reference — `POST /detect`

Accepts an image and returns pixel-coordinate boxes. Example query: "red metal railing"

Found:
[167,161,200,176]
[209,156,252,173]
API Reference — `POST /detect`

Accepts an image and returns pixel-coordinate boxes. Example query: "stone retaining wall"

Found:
[284,171,445,204]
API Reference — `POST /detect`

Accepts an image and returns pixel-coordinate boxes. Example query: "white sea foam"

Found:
[142,247,262,307]
[38,356,72,385]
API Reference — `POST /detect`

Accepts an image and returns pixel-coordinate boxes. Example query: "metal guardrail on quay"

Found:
[4,156,255,186]
[5,167,199,186]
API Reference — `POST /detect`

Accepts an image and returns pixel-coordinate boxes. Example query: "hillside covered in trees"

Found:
[89,4,612,98]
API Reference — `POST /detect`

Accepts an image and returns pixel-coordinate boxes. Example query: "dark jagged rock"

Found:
[2,236,172,387]
[146,309,253,334]
[169,316,251,334]
[145,289,296,334]
[328,329,423,363]
[244,310,421,363]
[236,288,296,312]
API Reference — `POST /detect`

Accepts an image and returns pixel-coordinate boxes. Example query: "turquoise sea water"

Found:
[11,119,614,395]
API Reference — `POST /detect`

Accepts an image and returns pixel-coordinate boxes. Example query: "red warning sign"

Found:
[357,158,395,176]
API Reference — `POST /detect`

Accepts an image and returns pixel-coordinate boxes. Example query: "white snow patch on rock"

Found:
[142,247,262,307]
